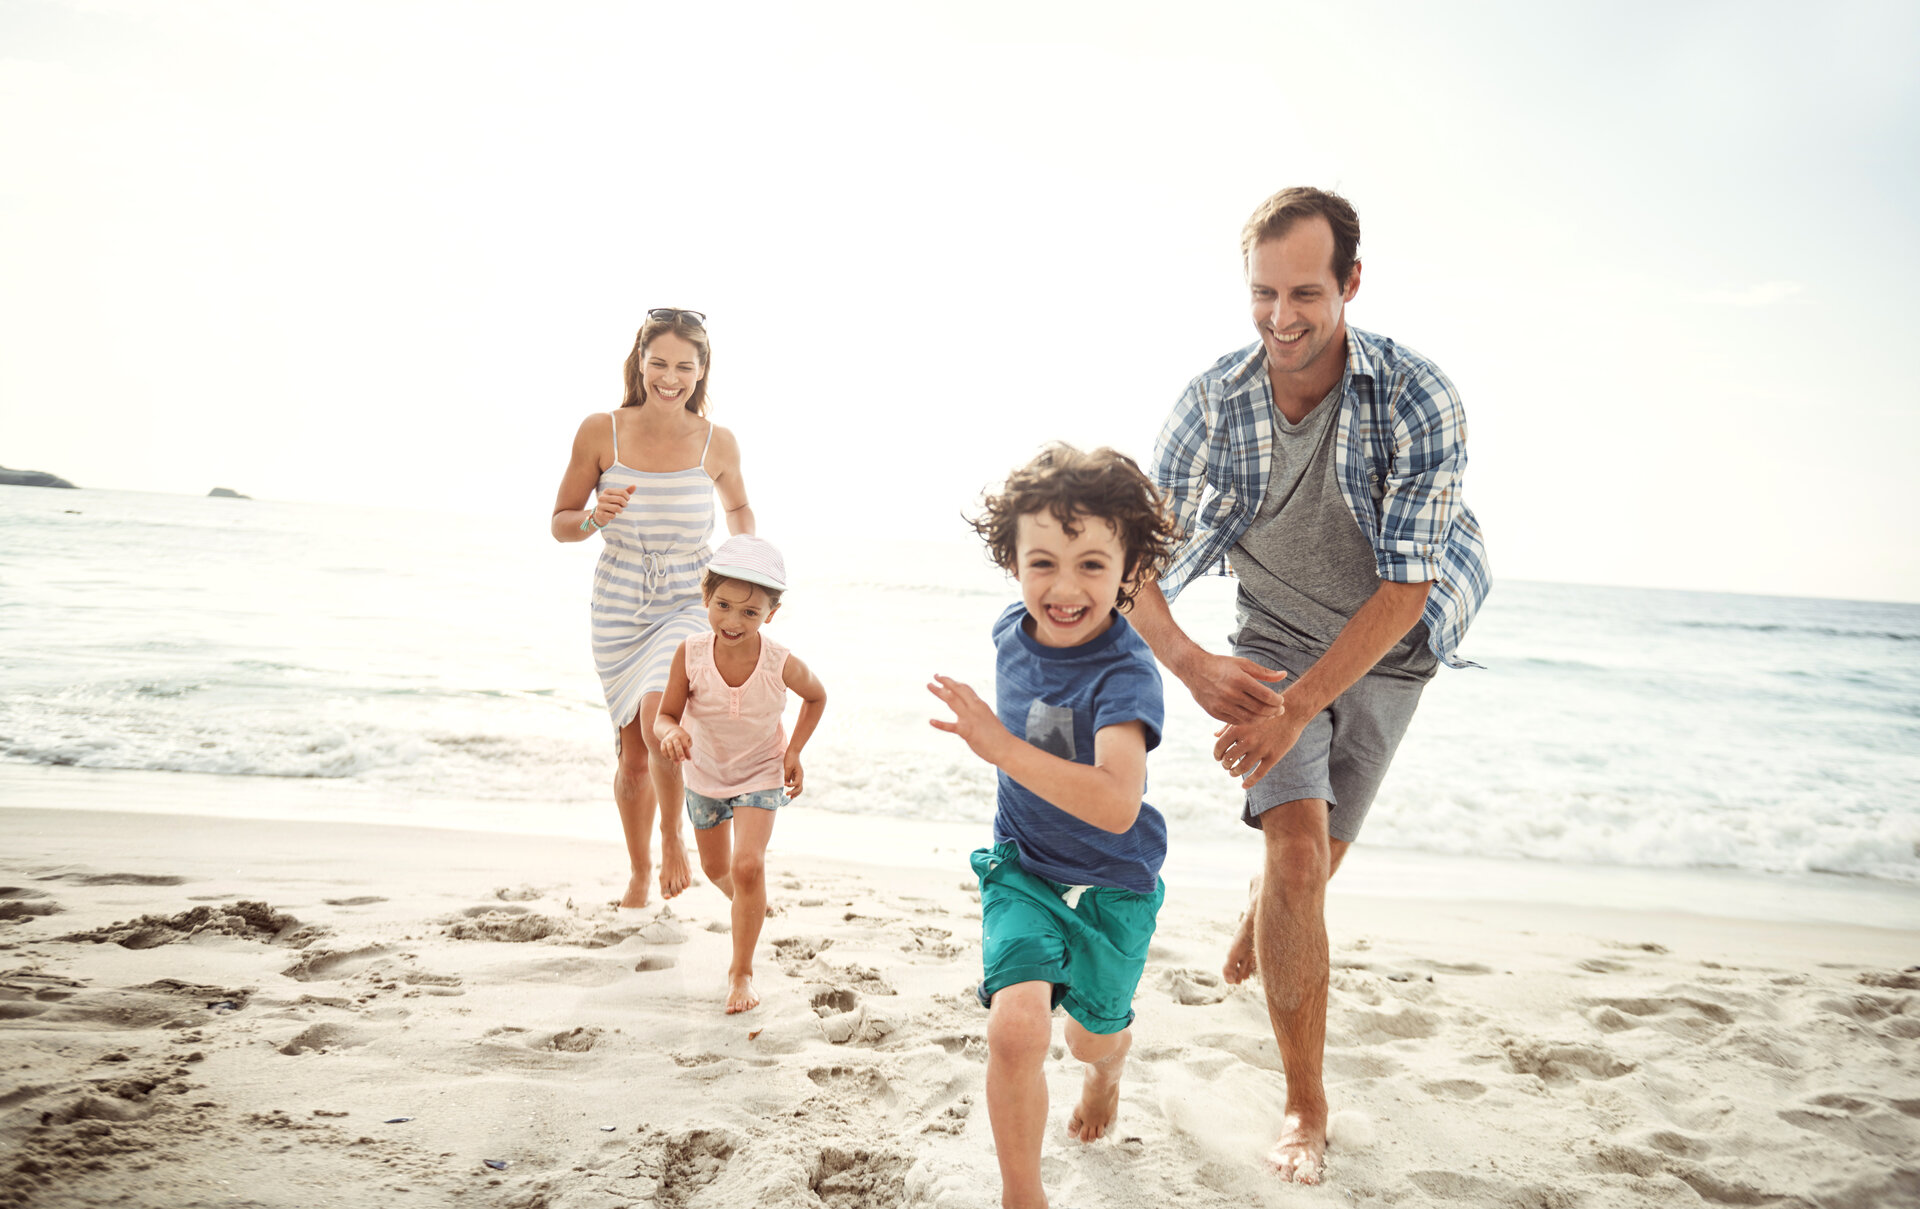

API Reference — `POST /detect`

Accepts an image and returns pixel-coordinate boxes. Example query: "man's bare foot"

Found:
[1266,1108,1327,1184]
[1067,1031,1128,1142]
[620,867,652,909]
[725,973,759,1014]
[659,838,691,899]
[1222,875,1260,984]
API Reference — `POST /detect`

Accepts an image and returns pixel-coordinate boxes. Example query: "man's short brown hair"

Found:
[1240,186,1361,287]
[969,444,1179,609]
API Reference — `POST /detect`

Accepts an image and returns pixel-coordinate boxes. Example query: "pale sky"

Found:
[5,0,1917,602]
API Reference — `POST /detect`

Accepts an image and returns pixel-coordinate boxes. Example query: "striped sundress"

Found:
[590,413,715,734]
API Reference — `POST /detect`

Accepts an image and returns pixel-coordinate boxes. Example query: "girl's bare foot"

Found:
[724,973,759,1014]
[660,838,691,899]
[1222,875,1260,984]
[620,867,652,909]
[1266,1107,1328,1184]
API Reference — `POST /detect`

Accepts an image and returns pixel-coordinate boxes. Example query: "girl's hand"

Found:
[783,750,804,800]
[591,484,636,527]
[657,724,692,762]
[927,675,1012,767]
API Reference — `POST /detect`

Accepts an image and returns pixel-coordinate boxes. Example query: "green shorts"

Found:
[971,842,1165,1035]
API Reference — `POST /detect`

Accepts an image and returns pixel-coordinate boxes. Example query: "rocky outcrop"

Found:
[0,466,78,489]
[208,487,251,499]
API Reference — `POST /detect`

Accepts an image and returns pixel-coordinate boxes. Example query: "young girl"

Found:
[549,309,755,910]
[654,534,827,1014]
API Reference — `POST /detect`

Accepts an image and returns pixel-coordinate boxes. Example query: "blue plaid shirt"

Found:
[1152,327,1491,670]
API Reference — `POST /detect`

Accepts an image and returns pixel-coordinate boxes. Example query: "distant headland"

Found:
[0,469,253,498]
[0,465,77,489]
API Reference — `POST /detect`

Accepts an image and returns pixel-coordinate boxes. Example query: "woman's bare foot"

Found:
[1067,1030,1129,1142]
[724,973,759,1014]
[620,867,652,909]
[659,837,691,899]
[1266,1107,1328,1184]
[1222,874,1260,984]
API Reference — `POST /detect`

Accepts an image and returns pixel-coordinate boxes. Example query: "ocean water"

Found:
[3,485,1917,885]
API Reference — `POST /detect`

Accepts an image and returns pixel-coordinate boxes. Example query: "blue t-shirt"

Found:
[991,603,1167,893]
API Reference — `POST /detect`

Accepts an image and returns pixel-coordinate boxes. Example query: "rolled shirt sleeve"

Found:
[1373,362,1469,585]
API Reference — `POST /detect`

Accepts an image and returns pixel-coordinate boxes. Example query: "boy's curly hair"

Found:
[969,444,1181,609]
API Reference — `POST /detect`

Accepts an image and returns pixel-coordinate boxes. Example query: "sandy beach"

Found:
[3,774,1918,1209]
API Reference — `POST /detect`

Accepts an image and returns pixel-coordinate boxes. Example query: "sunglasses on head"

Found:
[647,308,706,327]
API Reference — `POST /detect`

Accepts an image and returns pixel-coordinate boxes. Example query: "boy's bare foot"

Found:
[1067,1030,1128,1142]
[1266,1107,1327,1184]
[620,867,652,909]
[725,973,759,1014]
[1222,875,1260,984]
[660,838,691,899]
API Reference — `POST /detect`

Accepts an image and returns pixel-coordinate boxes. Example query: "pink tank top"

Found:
[682,631,790,798]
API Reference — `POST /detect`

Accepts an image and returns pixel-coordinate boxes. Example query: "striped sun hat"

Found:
[706,534,787,591]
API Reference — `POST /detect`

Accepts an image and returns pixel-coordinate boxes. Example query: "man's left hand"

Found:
[1212,710,1310,789]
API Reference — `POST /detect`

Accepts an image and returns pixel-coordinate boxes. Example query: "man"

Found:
[1126,186,1489,1184]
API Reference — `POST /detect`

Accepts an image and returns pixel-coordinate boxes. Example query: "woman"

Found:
[551,309,754,907]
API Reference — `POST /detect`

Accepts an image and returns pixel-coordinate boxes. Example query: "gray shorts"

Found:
[685,787,786,831]
[1232,638,1427,843]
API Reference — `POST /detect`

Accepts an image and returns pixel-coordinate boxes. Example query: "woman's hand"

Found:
[591,484,636,528]
[657,723,692,762]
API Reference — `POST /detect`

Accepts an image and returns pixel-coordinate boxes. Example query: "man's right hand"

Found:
[1181,653,1287,724]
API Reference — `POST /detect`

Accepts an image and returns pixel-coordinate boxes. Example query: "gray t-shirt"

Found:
[1228,376,1437,681]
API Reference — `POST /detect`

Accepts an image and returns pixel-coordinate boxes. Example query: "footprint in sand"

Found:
[1578,993,1735,1040]
[546,1026,603,1053]
[634,953,677,972]
[807,1063,899,1109]
[320,896,387,907]
[400,969,462,992]
[1499,1036,1634,1084]
[277,1021,377,1056]
[281,945,390,982]
[1577,957,1633,974]
[1856,968,1920,991]
[812,986,892,1045]
[773,935,833,977]
[34,981,252,1030]
[489,956,631,987]
[1322,1049,1403,1080]
[1420,1078,1486,1100]
[654,1129,740,1208]
[1337,1003,1443,1045]
[0,887,62,922]
[1601,940,1670,954]
[1157,967,1228,1005]
[898,925,965,961]
[1407,1170,1566,1206]
[1814,990,1914,1035]
[810,1146,913,1209]
[820,961,896,996]
[1778,1091,1920,1156]
[636,916,690,944]
[1191,1031,1283,1073]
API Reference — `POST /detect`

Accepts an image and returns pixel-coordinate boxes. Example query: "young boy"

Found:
[928,444,1179,1209]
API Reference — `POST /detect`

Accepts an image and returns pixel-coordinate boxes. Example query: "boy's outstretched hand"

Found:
[928,675,1012,766]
